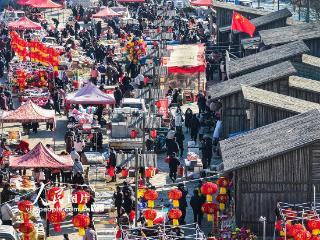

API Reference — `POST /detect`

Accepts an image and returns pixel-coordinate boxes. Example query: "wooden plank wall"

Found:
[293,62,320,80]
[249,103,296,129]
[221,78,289,138]
[235,146,312,235]
[289,88,320,103]
[305,39,320,58]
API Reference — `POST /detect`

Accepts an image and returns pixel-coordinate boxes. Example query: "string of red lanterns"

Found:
[18,200,34,240]
[46,187,66,232]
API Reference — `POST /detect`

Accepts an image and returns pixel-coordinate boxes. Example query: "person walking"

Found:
[178,183,188,225]
[122,192,133,216]
[190,189,205,225]
[175,129,185,158]
[73,159,84,176]
[184,108,193,133]
[166,137,179,157]
[52,90,61,115]
[168,153,180,183]
[83,222,97,240]
[201,136,213,169]
[109,149,117,182]
[190,114,200,142]
[114,186,123,218]
[174,108,183,132]
[1,202,13,225]
[71,147,80,161]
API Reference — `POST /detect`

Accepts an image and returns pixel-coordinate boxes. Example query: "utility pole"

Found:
[134,148,139,227]
[277,0,280,11]
[142,112,146,154]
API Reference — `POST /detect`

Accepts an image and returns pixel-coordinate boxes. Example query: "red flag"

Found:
[231,12,256,37]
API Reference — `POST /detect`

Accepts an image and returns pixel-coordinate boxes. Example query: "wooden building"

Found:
[208,61,297,138]
[227,41,309,78]
[259,23,320,57]
[289,76,320,103]
[220,109,320,235]
[213,1,268,29]
[242,85,320,129]
[218,8,292,46]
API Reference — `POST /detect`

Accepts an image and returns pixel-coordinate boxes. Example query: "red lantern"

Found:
[19,222,35,240]
[72,191,91,212]
[289,224,306,237]
[216,177,230,195]
[150,130,157,139]
[168,209,182,226]
[143,189,158,208]
[168,189,182,208]
[295,230,312,240]
[276,220,283,232]
[143,209,157,227]
[130,129,138,138]
[18,200,34,222]
[201,202,218,222]
[307,220,320,236]
[46,187,64,202]
[47,209,67,232]
[200,182,218,202]
[216,194,228,211]
[72,214,90,236]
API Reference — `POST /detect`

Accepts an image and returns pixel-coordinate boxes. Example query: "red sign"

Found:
[156,98,168,118]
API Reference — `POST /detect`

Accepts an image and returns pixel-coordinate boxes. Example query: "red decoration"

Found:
[201,202,218,222]
[168,189,182,208]
[289,224,306,237]
[143,209,157,227]
[46,187,64,201]
[145,167,154,178]
[168,208,182,226]
[72,190,91,212]
[276,220,283,232]
[200,182,218,202]
[216,177,230,188]
[72,214,90,236]
[216,194,228,203]
[129,210,135,222]
[121,168,129,178]
[231,12,256,37]
[19,222,35,240]
[130,129,138,138]
[295,230,312,240]
[47,209,67,232]
[150,130,157,139]
[143,189,158,208]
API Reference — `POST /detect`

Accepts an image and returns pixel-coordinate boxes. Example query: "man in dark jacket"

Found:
[201,136,213,169]
[178,183,188,224]
[190,114,200,142]
[169,153,180,183]
[114,186,123,218]
[109,149,117,182]
[190,189,205,225]
[114,87,122,107]
[1,183,18,204]
[166,138,179,156]
[175,129,185,158]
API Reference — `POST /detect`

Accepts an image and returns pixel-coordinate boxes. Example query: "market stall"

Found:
[9,142,73,169]
[7,16,42,30]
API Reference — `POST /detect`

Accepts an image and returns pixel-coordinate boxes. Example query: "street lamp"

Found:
[259,216,266,240]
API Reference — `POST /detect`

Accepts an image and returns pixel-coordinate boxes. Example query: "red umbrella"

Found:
[8,17,42,30]
[191,0,212,6]
[25,0,63,8]
[116,0,145,2]
[92,7,122,18]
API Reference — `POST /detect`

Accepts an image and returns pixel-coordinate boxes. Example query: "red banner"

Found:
[156,98,168,118]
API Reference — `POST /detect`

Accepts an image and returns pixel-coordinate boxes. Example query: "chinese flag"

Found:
[231,11,256,37]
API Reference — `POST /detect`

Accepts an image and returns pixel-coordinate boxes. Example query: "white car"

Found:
[0,9,25,23]
[121,98,147,112]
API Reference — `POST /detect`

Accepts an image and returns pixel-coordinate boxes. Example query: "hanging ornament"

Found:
[47,209,67,232]
[200,182,218,202]
[72,190,91,212]
[168,208,182,226]
[72,214,90,236]
[143,209,157,227]
[168,189,182,208]
[143,189,158,208]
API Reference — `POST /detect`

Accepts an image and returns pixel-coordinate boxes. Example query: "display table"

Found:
[83,152,105,165]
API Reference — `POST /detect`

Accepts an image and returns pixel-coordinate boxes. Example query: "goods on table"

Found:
[19,88,50,106]
[10,175,35,192]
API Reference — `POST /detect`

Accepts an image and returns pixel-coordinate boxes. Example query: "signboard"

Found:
[156,98,169,118]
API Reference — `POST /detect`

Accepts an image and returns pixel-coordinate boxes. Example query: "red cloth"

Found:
[168,65,205,74]
[231,12,256,37]
[18,140,30,153]
[107,166,115,177]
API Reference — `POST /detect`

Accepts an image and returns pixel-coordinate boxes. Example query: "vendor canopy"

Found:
[9,142,73,169]
[8,17,42,30]
[66,82,116,105]
[92,7,122,18]
[25,0,63,8]
[163,44,206,73]
[191,0,212,7]
[17,0,30,5]
[0,100,55,123]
